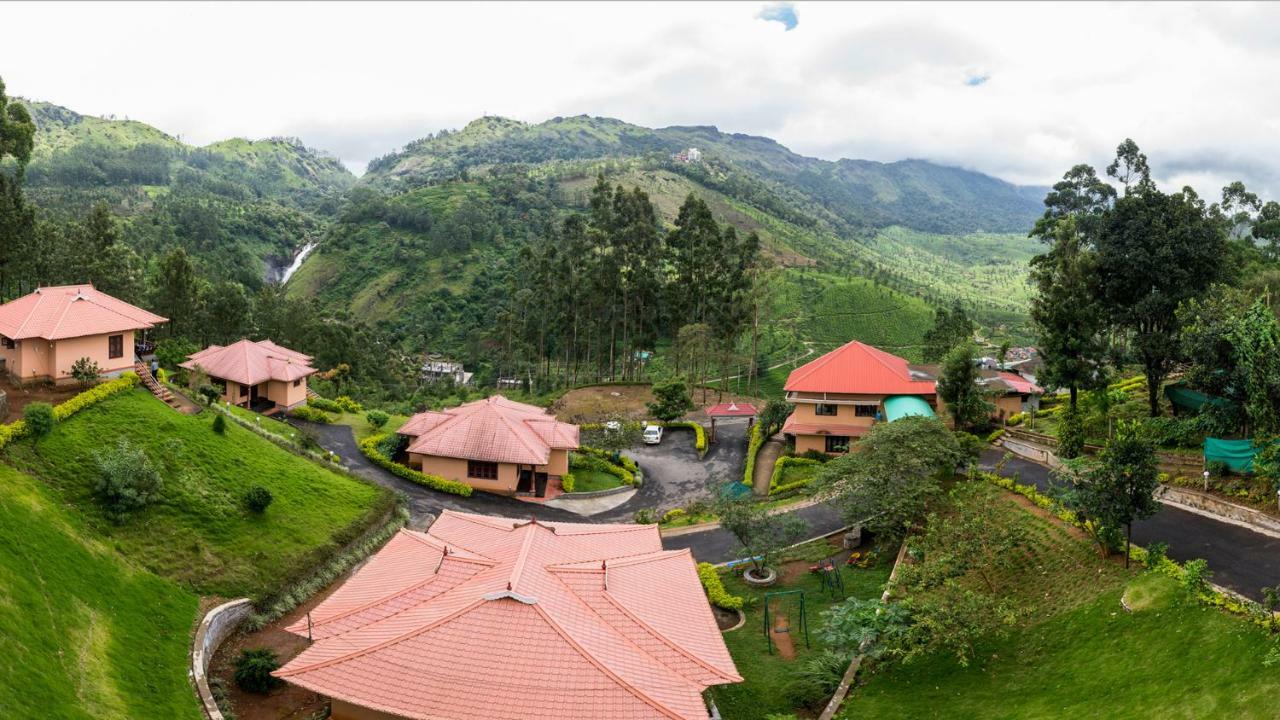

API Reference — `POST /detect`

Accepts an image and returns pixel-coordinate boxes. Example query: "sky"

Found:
[3,1,1279,197]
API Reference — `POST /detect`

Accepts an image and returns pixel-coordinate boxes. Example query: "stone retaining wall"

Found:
[191,598,253,720]
[561,484,635,500]
[1157,485,1280,538]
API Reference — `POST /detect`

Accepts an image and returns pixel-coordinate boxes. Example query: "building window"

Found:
[468,460,498,480]
[293,379,301,387]
[825,435,850,453]
[239,384,248,398]
[855,404,878,418]
[108,334,124,359]
[1,336,13,350]
[815,403,838,417]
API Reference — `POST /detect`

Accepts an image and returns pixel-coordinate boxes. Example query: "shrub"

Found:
[769,456,821,494]
[799,449,831,463]
[634,508,658,524]
[1057,406,1085,459]
[366,409,390,430]
[1144,541,1168,570]
[335,395,363,413]
[1182,558,1212,594]
[243,485,273,513]
[307,396,342,413]
[561,472,576,493]
[155,367,168,383]
[23,402,55,440]
[52,374,137,422]
[987,428,1006,443]
[93,438,163,521]
[357,433,472,496]
[663,508,687,523]
[1006,412,1025,426]
[233,648,282,694]
[572,447,636,485]
[785,650,850,709]
[70,356,101,386]
[290,405,333,423]
[197,384,221,405]
[743,421,764,486]
[211,413,227,435]
[953,430,985,461]
[1207,459,1231,478]
[696,562,743,610]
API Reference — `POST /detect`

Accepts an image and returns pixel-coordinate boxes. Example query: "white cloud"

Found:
[1,1,1278,199]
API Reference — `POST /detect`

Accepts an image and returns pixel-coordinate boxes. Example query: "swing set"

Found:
[763,589,809,656]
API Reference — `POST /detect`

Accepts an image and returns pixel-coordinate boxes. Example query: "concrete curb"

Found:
[560,484,634,499]
[191,598,253,720]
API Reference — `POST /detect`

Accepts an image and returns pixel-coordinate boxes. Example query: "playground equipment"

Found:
[763,589,809,656]
[810,559,845,600]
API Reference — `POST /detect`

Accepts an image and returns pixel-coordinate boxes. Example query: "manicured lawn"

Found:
[332,410,409,439]
[570,468,624,492]
[776,462,818,488]
[710,541,894,720]
[0,464,201,719]
[4,389,394,599]
[839,484,1280,719]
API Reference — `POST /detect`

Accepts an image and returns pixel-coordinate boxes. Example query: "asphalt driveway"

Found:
[980,448,1280,601]
[622,417,750,511]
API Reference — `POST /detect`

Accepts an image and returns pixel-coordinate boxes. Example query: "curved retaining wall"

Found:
[191,598,253,720]
[560,484,635,500]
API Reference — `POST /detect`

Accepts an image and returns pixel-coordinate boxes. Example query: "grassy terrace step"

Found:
[3,389,394,599]
[0,464,201,719]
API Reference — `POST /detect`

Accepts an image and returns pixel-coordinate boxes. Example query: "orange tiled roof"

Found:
[275,511,741,720]
[0,284,166,341]
[784,340,935,396]
[399,395,579,466]
[178,339,316,386]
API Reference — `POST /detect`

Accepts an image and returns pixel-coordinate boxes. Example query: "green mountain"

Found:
[20,100,356,284]
[294,115,1044,380]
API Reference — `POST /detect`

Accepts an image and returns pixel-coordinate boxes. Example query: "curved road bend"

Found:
[980,448,1280,601]
[291,418,846,564]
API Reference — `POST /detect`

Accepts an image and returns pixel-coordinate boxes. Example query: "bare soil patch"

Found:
[552,383,762,423]
[0,378,80,423]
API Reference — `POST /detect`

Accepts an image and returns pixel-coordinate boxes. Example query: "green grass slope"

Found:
[5,390,394,598]
[840,487,1280,719]
[0,464,201,719]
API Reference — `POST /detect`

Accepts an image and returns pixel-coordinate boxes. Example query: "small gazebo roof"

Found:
[705,401,758,418]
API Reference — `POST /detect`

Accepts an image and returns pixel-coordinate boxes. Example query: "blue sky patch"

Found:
[757,2,798,31]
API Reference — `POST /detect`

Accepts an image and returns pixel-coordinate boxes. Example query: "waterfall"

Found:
[279,241,317,284]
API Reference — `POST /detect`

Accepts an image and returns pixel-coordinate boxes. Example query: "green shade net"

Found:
[1165,384,1231,412]
[1204,437,1255,472]
[883,395,936,422]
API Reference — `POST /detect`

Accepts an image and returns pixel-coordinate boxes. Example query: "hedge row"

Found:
[290,405,333,423]
[0,373,140,450]
[769,455,822,494]
[664,421,708,456]
[973,469,1275,630]
[742,421,763,486]
[358,433,473,496]
[697,562,744,611]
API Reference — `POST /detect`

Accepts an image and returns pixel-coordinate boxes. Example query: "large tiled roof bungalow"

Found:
[0,284,166,383]
[782,340,943,455]
[179,339,316,411]
[398,395,579,497]
[274,510,741,720]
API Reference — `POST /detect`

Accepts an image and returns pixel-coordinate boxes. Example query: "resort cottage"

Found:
[980,369,1044,422]
[398,395,578,497]
[274,511,742,720]
[0,284,166,384]
[180,339,316,412]
[782,340,943,455]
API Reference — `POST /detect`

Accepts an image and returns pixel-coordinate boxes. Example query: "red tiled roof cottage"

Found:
[398,396,579,497]
[0,284,166,383]
[274,511,741,720]
[781,340,943,455]
[179,339,317,411]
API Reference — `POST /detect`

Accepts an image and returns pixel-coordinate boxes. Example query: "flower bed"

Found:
[358,433,473,496]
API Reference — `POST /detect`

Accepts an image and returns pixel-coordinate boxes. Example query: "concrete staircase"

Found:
[134,362,181,410]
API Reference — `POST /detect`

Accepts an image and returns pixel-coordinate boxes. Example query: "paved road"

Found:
[291,418,846,564]
[980,448,1280,601]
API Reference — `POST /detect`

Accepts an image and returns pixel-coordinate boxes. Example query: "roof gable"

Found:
[784,340,935,396]
[178,338,317,386]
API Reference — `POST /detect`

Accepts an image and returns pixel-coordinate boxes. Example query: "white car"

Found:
[642,424,663,445]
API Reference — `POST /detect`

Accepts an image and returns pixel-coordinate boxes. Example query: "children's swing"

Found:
[762,589,809,657]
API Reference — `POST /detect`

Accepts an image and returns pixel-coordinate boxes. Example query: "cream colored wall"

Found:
[539,448,569,476]
[52,331,134,381]
[0,338,19,377]
[221,379,252,407]
[411,453,520,495]
[267,378,308,409]
[791,396,880,428]
[330,699,410,720]
[12,338,55,382]
[795,434,837,455]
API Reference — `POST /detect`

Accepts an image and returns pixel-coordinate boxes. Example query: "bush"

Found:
[785,650,850,709]
[197,384,221,405]
[769,456,821,494]
[1182,558,1212,594]
[93,439,163,522]
[953,431,984,461]
[634,508,658,524]
[70,356,101,386]
[211,413,226,435]
[243,485,274,513]
[696,562,743,610]
[1144,541,1168,570]
[290,405,333,423]
[155,367,168,384]
[335,395,363,413]
[1057,406,1085,459]
[366,409,390,430]
[799,449,831,463]
[357,433,472,496]
[1207,459,1231,478]
[1006,412,1026,426]
[155,337,199,370]
[233,648,282,694]
[307,396,342,413]
[572,447,636,485]
[743,421,764,486]
[52,374,137,422]
[986,428,1006,443]
[663,508,687,523]
[23,402,55,439]
[560,472,576,493]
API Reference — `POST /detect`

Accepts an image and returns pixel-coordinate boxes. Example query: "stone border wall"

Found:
[191,598,253,720]
[1157,485,1280,538]
[561,484,635,499]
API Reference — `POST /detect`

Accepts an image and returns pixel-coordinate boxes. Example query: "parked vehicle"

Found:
[643,424,663,445]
